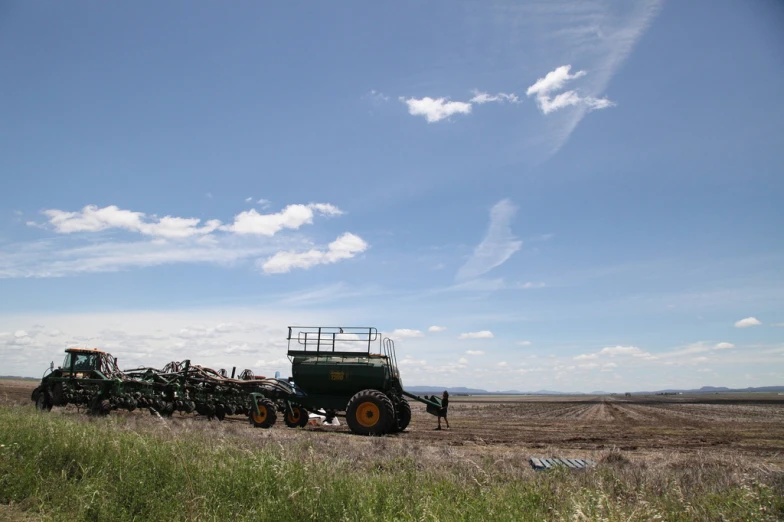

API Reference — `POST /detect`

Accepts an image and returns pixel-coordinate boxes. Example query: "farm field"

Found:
[5,378,783,458]
[1,378,783,521]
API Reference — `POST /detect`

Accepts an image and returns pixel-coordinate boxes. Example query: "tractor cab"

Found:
[60,348,115,377]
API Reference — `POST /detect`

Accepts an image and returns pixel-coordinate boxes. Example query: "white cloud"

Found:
[5,201,361,278]
[392,329,424,338]
[256,199,271,208]
[574,353,598,360]
[37,203,344,240]
[599,345,654,358]
[459,331,494,339]
[466,350,485,356]
[399,356,427,367]
[469,90,519,104]
[400,96,472,123]
[458,357,468,364]
[734,317,761,328]
[43,205,138,233]
[526,65,587,98]
[526,65,615,115]
[517,340,532,346]
[260,232,368,274]
[602,362,618,369]
[714,342,734,350]
[428,325,447,333]
[498,361,508,367]
[228,203,342,236]
[456,199,522,281]
[245,197,253,202]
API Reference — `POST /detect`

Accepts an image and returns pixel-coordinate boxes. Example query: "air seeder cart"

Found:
[247,326,443,435]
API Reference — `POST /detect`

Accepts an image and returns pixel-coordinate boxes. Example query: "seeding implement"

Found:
[31,326,443,436]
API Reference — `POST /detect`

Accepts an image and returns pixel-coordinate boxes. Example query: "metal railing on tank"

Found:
[286,326,379,356]
[382,337,399,378]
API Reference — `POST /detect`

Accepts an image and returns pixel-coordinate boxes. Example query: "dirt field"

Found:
[4,378,783,466]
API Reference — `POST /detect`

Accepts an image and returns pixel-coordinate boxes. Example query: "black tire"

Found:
[35,392,53,412]
[284,405,308,428]
[215,404,226,421]
[345,389,395,436]
[298,408,310,427]
[51,382,67,406]
[249,398,277,428]
[89,397,110,416]
[395,399,412,432]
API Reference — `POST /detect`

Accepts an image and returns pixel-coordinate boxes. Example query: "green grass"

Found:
[0,405,781,521]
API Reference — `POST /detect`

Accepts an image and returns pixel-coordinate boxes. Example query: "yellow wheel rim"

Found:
[252,405,267,423]
[356,402,380,428]
[288,408,301,424]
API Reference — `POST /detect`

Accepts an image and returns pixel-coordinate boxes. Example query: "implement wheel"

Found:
[35,392,53,412]
[284,405,308,428]
[346,389,395,436]
[89,397,111,416]
[395,399,412,432]
[215,404,226,421]
[249,398,277,429]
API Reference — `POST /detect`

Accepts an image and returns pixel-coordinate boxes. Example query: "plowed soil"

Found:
[4,378,783,461]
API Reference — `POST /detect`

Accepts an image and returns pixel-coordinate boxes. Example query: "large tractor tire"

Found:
[395,399,412,432]
[249,398,277,429]
[51,382,67,406]
[346,389,395,436]
[284,405,308,428]
[35,392,53,412]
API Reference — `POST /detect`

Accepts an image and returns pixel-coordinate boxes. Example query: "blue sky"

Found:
[1,1,783,392]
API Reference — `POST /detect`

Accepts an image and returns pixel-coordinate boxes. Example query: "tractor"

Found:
[31,347,124,415]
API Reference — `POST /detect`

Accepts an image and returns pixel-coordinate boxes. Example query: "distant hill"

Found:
[408,384,784,395]
[636,385,784,394]
[407,386,488,395]
[407,386,586,395]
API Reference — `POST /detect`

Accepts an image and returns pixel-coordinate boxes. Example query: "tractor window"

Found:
[62,353,72,369]
[73,354,96,371]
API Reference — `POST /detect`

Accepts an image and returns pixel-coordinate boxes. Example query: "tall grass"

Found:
[0,405,781,521]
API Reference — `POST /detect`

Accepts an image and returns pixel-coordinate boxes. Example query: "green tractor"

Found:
[248,326,442,436]
[31,347,125,415]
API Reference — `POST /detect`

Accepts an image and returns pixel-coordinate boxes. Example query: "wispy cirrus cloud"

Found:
[532,0,663,153]
[469,90,520,104]
[456,199,522,281]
